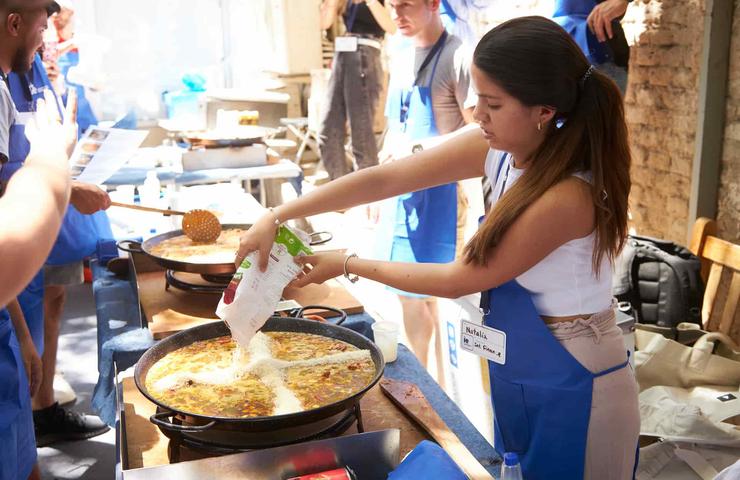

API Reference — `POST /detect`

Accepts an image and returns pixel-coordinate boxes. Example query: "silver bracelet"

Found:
[267,207,281,226]
[343,253,359,283]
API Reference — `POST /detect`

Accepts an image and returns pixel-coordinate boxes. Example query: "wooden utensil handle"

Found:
[381,378,494,480]
[111,201,187,216]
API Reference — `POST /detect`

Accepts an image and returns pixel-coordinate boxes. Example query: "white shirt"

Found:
[484,149,613,316]
[0,78,17,158]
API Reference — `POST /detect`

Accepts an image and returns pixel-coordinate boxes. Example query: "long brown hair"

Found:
[464,16,631,271]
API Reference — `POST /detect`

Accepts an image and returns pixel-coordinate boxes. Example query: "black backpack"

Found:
[613,235,705,330]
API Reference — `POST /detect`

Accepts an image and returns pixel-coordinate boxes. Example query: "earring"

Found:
[537,121,542,131]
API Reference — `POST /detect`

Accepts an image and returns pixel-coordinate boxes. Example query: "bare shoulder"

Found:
[530,176,595,238]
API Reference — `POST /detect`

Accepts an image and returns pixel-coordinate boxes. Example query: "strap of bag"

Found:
[694,332,740,353]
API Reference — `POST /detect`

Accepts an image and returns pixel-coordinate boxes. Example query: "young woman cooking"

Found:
[236,16,639,480]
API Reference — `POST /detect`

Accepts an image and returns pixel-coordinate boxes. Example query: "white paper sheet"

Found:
[70,127,149,184]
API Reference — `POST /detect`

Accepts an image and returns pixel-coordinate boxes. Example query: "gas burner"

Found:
[165,270,228,294]
[158,403,365,463]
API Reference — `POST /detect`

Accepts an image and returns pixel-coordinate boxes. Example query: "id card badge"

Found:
[460,320,506,365]
[334,36,358,52]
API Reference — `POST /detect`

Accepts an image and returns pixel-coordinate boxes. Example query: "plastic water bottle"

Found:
[501,452,523,480]
[139,171,162,235]
[140,171,161,205]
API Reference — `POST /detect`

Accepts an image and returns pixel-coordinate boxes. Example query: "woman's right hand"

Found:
[235,211,280,272]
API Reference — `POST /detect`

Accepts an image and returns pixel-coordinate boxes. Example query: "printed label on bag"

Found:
[460,320,506,365]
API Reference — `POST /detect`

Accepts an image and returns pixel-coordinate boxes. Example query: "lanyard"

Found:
[345,0,360,32]
[479,152,511,315]
[399,30,448,126]
[496,153,511,202]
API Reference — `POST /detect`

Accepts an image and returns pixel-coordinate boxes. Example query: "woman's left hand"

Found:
[291,253,347,288]
[19,338,42,397]
[587,0,629,43]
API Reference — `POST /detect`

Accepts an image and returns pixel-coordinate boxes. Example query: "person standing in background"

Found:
[375,0,476,381]
[554,0,632,93]
[14,1,114,448]
[49,0,97,136]
[6,50,111,448]
[0,2,74,478]
[318,0,396,180]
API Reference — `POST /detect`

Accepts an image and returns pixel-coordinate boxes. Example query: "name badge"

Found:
[334,36,358,52]
[460,320,506,365]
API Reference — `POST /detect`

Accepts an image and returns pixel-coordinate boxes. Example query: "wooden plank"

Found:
[689,217,716,283]
[122,376,430,470]
[380,378,493,480]
[137,271,222,340]
[703,263,724,331]
[718,271,740,336]
[703,236,740,272]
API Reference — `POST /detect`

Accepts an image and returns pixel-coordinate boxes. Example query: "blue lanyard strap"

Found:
[440,0,457,23]
[399,30,449,125]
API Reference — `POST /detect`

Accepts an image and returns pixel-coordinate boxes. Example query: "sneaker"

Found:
[33,402,110,447]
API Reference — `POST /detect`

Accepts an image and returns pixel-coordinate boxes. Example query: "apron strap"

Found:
[400,31,449,125]
[478,152,512,315]
[426,34,447,88]
[593,355,630,378]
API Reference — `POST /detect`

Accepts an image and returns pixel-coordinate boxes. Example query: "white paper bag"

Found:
[216,225,312,348]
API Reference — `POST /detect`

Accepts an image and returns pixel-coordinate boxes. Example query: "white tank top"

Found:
[484,149,613,316]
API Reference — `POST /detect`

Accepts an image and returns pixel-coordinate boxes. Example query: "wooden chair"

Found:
[689,218,740,343]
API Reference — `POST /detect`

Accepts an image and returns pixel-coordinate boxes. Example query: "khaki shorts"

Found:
[43,262,84,287]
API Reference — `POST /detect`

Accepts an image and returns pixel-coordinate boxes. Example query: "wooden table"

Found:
[121,376,430,471]
[130,253,364,340]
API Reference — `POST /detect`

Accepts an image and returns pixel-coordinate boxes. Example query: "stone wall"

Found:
[622,0,705,243]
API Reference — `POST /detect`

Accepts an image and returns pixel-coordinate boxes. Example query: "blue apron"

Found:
[8,55,112,266]
[553,0,611,65]
[5,55,61,353]
[0,313,28,429]
[481,152,632,479]
[377,32,458,297]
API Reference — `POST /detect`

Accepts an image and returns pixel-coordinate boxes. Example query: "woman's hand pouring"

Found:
[235,210,282,271]
[290,252,347,288]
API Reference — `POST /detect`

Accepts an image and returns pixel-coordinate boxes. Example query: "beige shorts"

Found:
[43,262,84,287]
[548,308,640,480]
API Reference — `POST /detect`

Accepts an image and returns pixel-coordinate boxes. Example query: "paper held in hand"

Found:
[216,225,312,349]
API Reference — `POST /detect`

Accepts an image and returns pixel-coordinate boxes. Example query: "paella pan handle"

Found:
[296,305,347,325]
[116,239,144,254]
[150,411,217,433]
[309,231,332,246]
